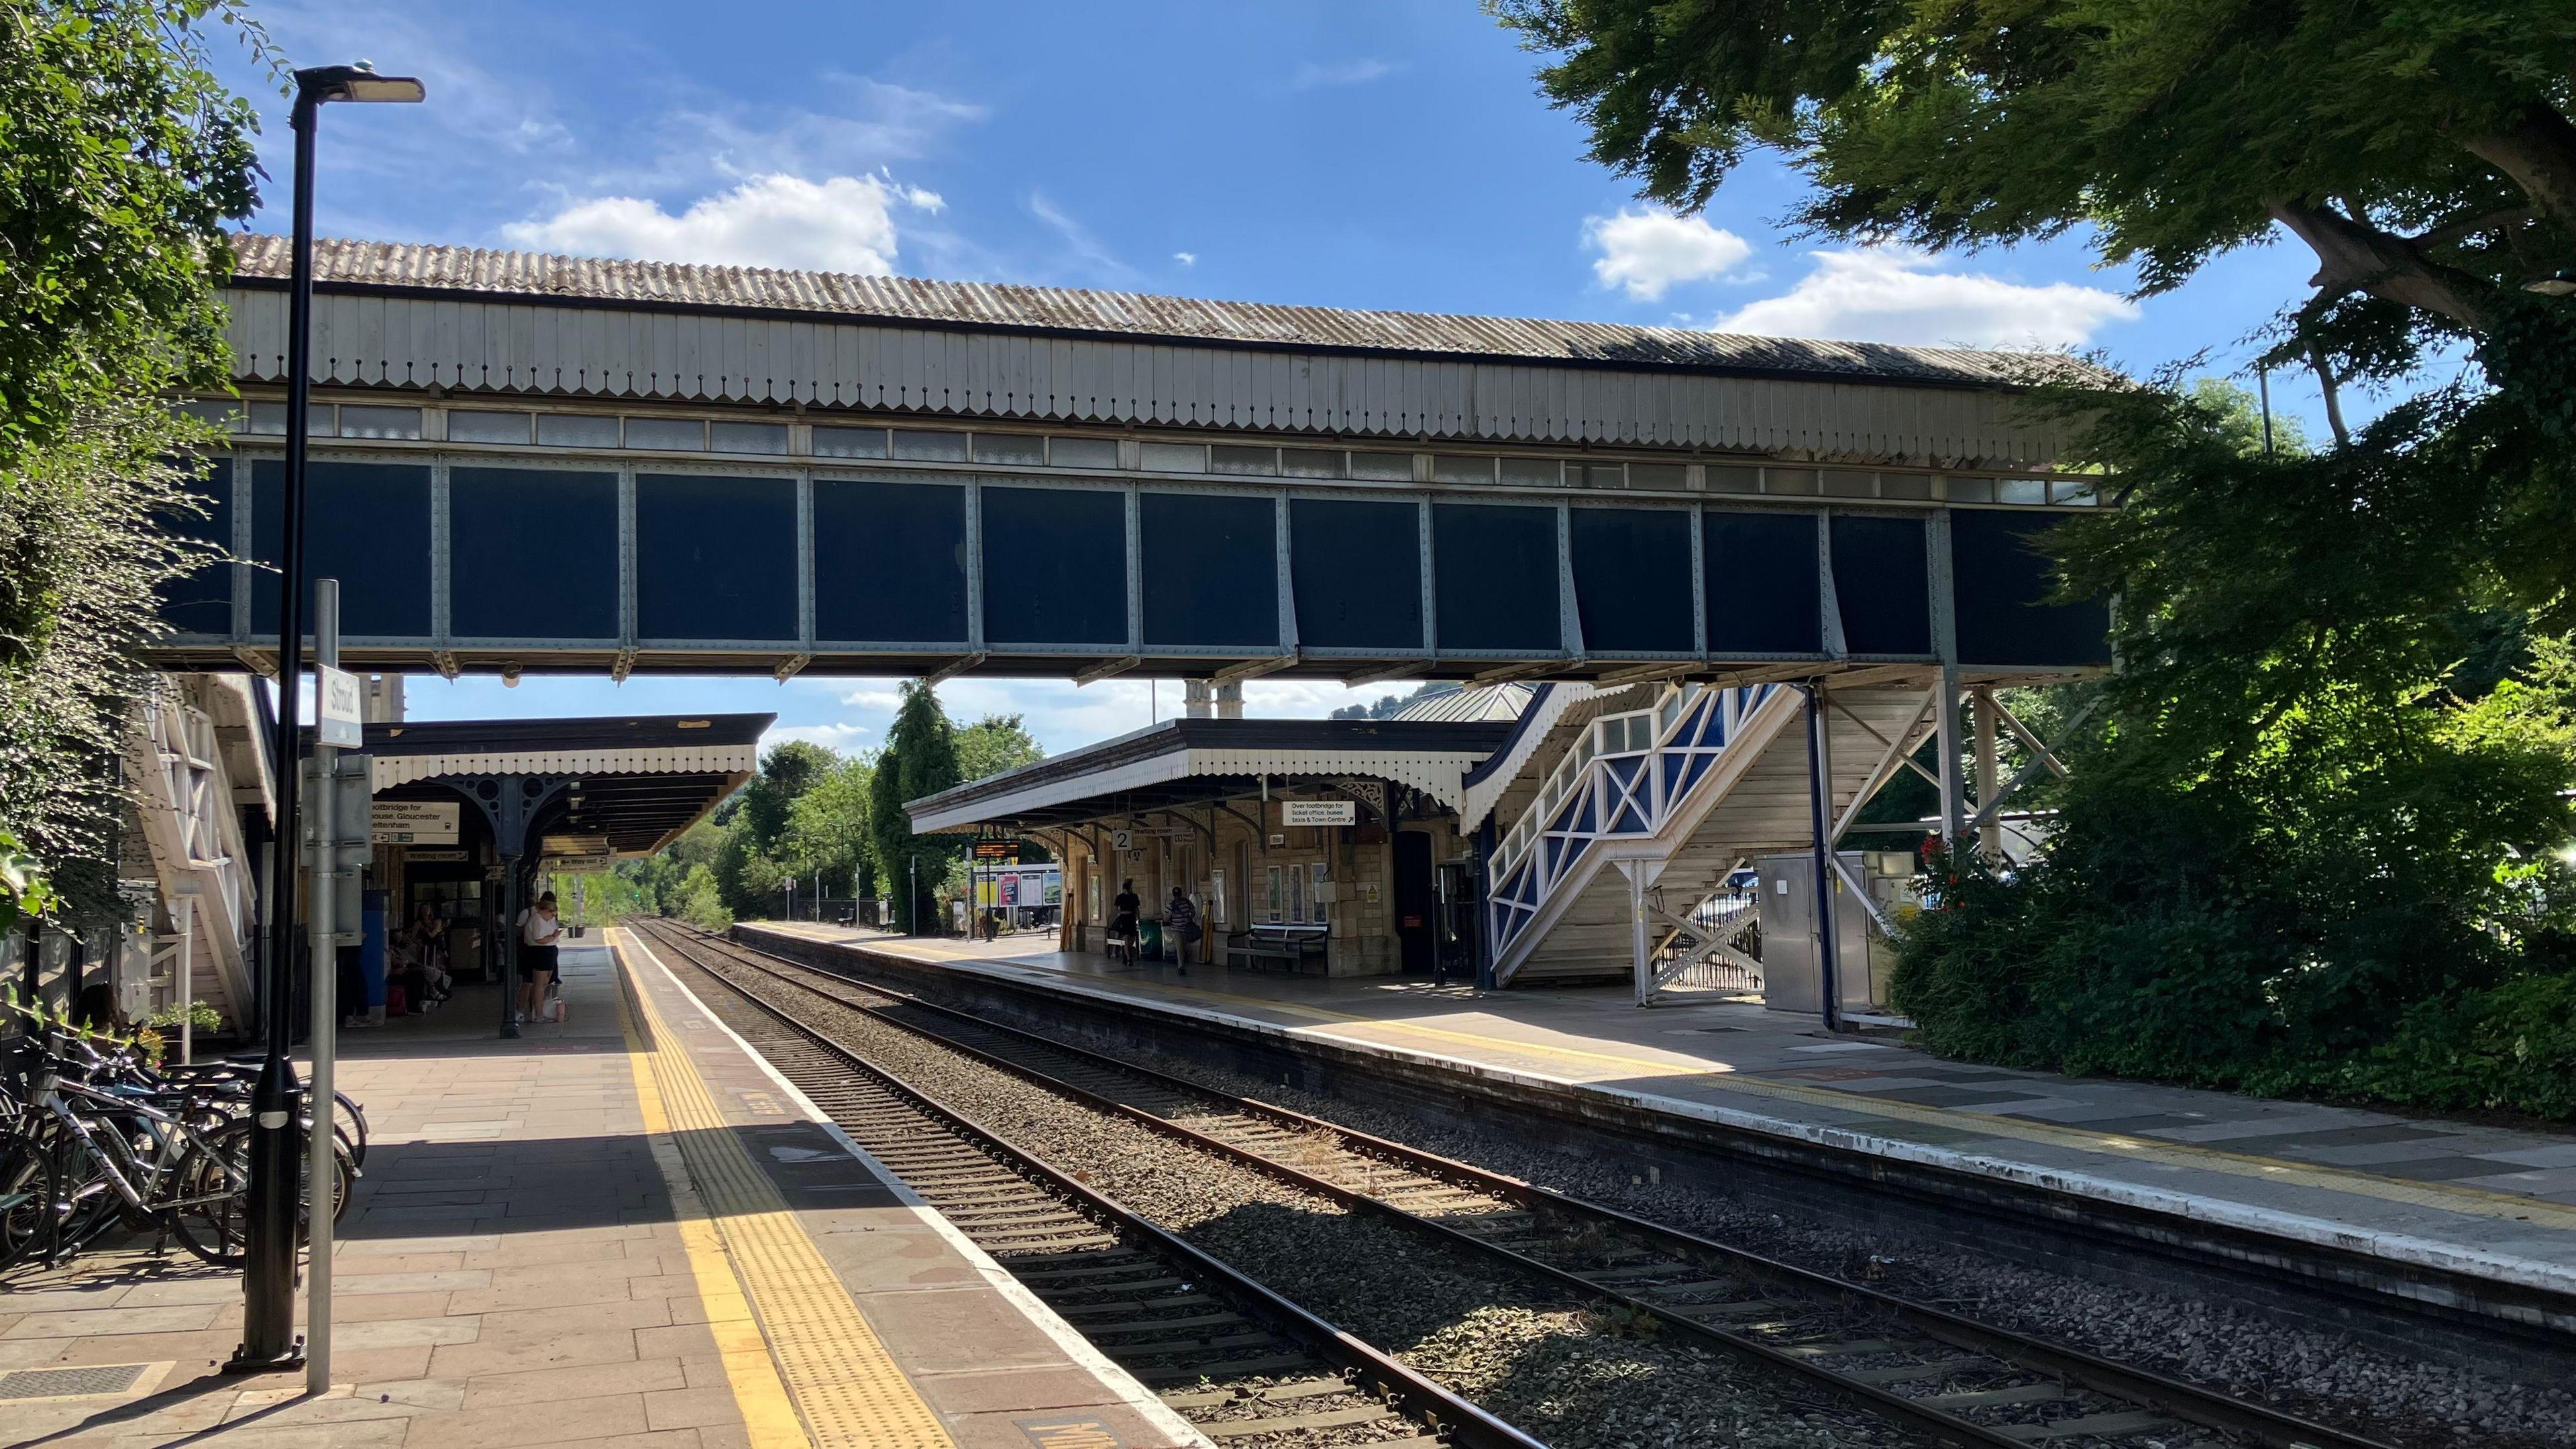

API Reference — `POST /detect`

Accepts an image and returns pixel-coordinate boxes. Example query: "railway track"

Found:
[639,920,2398,1449]
[626,921,1535,1449]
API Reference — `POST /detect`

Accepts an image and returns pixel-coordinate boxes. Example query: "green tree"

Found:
[1503,0,2576,1116]
[869,682,963,933]
[735,739,836,853]
[0,1,268,912]
[955,714,1043,782]
[784,755,875,898]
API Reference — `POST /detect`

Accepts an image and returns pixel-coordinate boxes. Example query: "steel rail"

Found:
[676,922,2400,1449]
[634,924,1548,1449]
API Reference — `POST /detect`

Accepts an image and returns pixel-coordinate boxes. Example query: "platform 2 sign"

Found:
[373,800,461,845]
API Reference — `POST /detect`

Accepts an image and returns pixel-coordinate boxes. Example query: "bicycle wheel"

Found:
[166,1118,252,1266]
[166,1120,355,1265]
[0,1137,58,1270]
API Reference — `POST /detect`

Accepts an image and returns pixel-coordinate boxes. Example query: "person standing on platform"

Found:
[1162,885,1199,976]
[516,890,563,1026]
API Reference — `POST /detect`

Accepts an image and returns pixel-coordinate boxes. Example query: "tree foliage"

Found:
[955,712,1043,782]
[871,682,963,933]
[1496,1,2576,361]
[1504,0,2576,1116]
[0,2,266,915]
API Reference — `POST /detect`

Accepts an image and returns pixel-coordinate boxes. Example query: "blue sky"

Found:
[223,0,2342,758]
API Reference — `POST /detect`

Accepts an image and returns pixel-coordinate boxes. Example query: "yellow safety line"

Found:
[816,930,2576,1234]
[612,928,955,1449]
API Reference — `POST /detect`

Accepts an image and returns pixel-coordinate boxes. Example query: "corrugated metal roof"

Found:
[226,235,2081,388]
[1389,683,1536,724]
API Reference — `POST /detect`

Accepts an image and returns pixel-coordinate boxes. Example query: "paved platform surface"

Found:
[748,922,2576,1301]
[0,936,1197,1449]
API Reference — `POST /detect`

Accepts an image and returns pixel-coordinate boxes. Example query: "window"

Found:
[1705,466,1762,495]
[1569,463,1623,490]
[1499,458,1560,488]
[711,421,789,455]
[1945,476,1995,503]
[1348,451,1412,481]
[1627,462,1686,490]
[1048,435,1119,468]
[1822,470,1876,498]
[339,405,422,440]
[972,433,1045,466]
[1288,862,1307,923]
[448,410,532,445]
[247,402,331,436]
[1999,476,2048,505]
[1210,445,1279,476]
[1139,442,1205,473]
[1280,448,1342,478]
[1210,868,1228,926]
[892,429,969,462]
[181,399,244,431]
[1087,872,1102,923]
[1433,454,1495,484]
[1764,468,1819,496]
[1879,472,1933,501]
[814,426,890,459]
[1598,712,1654,755]
[625,417,706,451]
[2051,480,2099,506]
[536,413,619,448]
[1265,865,1284,924]
[1309,862,1329,927]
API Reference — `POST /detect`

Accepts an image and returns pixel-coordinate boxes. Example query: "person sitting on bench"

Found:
[1106,878,1141,964]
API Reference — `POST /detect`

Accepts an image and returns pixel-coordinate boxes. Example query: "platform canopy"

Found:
[361,712,769,860]
[906,718,1515,836]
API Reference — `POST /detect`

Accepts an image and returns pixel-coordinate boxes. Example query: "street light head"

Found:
[2523,270,2576,297]
[294,62,426,105]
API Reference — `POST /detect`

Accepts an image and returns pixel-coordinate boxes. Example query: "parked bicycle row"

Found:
[0,1000,365,1274]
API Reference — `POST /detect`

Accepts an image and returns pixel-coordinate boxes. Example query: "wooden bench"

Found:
[1225,925,1329,973]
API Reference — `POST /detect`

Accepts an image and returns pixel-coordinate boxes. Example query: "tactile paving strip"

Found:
[615,932,957,1449]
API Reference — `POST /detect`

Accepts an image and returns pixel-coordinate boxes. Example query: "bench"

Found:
[1225,924,1329,973]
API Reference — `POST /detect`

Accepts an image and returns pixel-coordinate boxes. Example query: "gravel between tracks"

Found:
[662,943,1934,1449]
[933,987,2576,1449]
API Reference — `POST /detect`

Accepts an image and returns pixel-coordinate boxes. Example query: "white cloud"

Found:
[767,722,869,751]
[503,173,943,274]
[838,688,904,710]
[1711,247,2138,348]
[1585,210,1755,301]
[1173,251,1197,267]
[1290,58,1396,90]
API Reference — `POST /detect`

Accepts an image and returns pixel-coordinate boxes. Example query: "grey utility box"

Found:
[1757,851,1874,1017]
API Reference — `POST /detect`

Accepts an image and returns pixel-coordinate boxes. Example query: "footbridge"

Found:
[150,237,2109,690]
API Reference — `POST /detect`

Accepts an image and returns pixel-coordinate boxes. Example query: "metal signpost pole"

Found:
[1801,684,1845,1034]
[231,63,424,1378]
[305,580,348,1395]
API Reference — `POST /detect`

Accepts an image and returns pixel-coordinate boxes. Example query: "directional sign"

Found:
[317,665,364,748]
[1281,799,1356,827]
[372,800,460,845]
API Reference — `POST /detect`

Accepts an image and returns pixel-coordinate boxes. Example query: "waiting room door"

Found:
[1393,831,1435,975]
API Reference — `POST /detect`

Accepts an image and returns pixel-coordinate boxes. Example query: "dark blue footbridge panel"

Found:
[164,453,2109,680]
[452,467,618,641]
[637,473,797,642]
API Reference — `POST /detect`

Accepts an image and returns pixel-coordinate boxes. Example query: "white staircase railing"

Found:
[1485,682,1779,969]
[125,688,256,1029]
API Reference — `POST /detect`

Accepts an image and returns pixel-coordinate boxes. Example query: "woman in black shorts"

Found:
[517,890,564,1025]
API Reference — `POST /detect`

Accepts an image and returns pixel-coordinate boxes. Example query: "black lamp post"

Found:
[229,60,425,1377]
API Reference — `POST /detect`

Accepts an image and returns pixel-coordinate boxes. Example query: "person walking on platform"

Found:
[1162,885,1199,976]
[516,890,564,1026]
